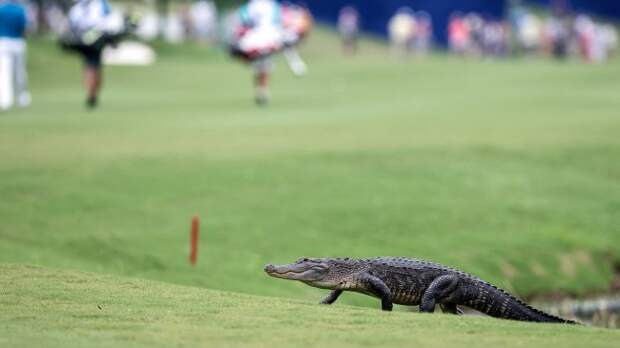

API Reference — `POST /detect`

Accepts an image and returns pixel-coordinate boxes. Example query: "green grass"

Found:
[2,264,619,348]
[0,28,619,314]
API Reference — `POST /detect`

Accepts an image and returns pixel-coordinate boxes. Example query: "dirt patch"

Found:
[558,253,577,278]
[574,250,593,267]
[501,261,519,280]
[527,259,620,303]
[529,261,547,277]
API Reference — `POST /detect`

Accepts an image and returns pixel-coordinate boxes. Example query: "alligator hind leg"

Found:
[440,303,464,315]
[420,274,460,313]
[320,290,343,305]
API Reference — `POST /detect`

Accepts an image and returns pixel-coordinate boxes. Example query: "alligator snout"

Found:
[264,264,276,273]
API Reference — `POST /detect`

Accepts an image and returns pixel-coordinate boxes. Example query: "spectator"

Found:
[574,14,596,62]
[338,6,359,55]
[0,0,30,111]
[448,12,469,55]
[601,24,617,57]
[413,11,432,55]
[482,20,508,57]
[465,13,484,56]
[388,7,415,57]
[189,0,218,43]
[518,13,542,54]
[543,15,570,60]
[546,0,571,60]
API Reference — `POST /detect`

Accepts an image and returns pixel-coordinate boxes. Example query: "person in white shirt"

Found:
[388,7,415,56]
[190,0,217,42]
[65,0,111,108]
[338,6,359,55]
[0,0,30,111]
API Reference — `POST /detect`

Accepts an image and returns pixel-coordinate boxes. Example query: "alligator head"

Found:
[264,257,359,289]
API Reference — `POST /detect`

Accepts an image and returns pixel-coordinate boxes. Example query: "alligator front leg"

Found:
[361,274,393,311]
[420,274,460,313]
[320,290,343,305]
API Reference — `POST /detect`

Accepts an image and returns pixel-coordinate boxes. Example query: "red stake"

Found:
[189,216,199,266]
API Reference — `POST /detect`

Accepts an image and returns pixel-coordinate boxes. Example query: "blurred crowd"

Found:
[387,7,432,56]
[1,0,619,112]
[337,2,618,63]
[447,12,509,58]
[445,3,618,63]
[18,0,220,44]
[13,0,620,63]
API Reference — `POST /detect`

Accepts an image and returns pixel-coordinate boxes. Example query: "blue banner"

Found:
[297,0,505,45]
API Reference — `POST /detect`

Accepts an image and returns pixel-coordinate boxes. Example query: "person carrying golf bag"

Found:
[60,0,133,109]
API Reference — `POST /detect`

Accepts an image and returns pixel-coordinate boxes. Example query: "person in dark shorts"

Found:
[81,45,103,69]
[62,0,131,109]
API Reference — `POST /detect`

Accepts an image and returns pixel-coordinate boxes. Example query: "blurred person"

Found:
[413,11,432,55]
[45,2,69,35]
[0,0,30,111]
[61,0,133,108]
[388,7,415,57]
[448,12,469,55]
[574,14,596,62]
[543,15,570,60]
[465,13,484,56]
[592,24,609,64]
[229,0,285,105]
[507,0,526,55]
[179,4,193,40]
[518,13,542,54]
[545,0,572,60]
[482,20,508,57]
[338,6,359,55]
[163,12,185,43]
[601,24,618,56]
[572,15,615,64]
[135,11,159,41]
[509,0,542,55]
[589,23,617,64]
[189,0,217,42]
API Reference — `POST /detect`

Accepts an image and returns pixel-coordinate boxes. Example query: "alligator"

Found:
[264,257,579,324]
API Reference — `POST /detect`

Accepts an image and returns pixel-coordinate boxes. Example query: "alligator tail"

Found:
[465,280,580,324]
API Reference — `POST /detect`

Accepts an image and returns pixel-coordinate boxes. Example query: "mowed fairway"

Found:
[0,30,620,345]
[2,264,620,348]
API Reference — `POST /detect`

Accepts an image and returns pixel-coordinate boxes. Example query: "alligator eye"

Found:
[302,258,309,262]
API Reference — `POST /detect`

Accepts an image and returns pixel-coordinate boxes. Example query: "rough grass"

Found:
[0,30,619,312]
[1,264,619,348]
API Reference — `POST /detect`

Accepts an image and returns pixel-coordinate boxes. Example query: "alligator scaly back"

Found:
[265,256,580,324]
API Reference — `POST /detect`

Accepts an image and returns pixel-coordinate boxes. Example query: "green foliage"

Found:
[1,264,619,348]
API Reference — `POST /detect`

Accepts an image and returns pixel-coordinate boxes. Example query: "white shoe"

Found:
[255,87,269,106]
[17,92,31,108]
[290,60,307,77]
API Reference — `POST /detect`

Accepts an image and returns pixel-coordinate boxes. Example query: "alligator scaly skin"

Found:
[265,257,579,324]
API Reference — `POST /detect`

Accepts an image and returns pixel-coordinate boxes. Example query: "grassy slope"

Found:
[1,264,619,348]
[0,30,619,309]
